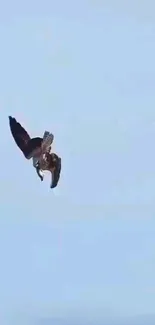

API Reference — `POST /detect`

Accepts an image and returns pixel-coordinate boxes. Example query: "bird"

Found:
[9,116,61,189]
[8,116,54,160]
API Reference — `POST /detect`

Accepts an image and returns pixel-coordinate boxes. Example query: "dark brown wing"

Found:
[9,116,31,158]
[49,154,61,188]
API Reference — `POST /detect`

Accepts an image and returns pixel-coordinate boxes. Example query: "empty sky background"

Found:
[0,1,155,324]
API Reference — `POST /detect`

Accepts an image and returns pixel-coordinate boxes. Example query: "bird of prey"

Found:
[36,152,61,189]
[9,116,54,160]
[8,116,62,188]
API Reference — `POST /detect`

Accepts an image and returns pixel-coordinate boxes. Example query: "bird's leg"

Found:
[33,157,44,181]
[36,162,44,181]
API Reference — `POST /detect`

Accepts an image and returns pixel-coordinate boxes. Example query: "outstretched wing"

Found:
[9,116,31,157]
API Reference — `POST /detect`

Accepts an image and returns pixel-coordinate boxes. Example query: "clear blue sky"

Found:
[0,1,155,324]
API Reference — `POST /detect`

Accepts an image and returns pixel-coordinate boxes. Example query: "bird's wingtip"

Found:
[8,116,16,122]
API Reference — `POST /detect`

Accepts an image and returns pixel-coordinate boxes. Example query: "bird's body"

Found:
[36,152,61,188]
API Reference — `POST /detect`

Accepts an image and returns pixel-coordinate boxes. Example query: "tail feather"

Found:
[41,133,54,153]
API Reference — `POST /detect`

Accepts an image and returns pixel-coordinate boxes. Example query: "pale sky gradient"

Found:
[0,1,155,324]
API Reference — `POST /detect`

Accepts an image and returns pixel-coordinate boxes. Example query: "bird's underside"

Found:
[36,153,61,188]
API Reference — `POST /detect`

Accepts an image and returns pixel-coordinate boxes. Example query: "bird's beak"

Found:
[50,158,61,188]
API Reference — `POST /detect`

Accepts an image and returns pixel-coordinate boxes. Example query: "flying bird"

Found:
[9,116,54,160]
[9,116,61,189]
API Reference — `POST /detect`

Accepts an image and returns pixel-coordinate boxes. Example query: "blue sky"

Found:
[0,1,155,324]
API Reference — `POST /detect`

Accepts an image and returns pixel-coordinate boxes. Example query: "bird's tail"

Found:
[41,131,54,153]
